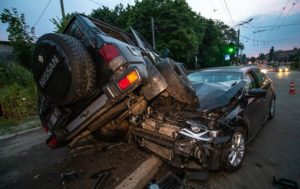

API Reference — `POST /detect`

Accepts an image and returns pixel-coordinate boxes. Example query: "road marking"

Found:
[115,156,162,189]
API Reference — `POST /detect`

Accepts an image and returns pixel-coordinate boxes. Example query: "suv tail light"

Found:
[46,135,58,148]
[118,70,139,90]
[99,44,125,71]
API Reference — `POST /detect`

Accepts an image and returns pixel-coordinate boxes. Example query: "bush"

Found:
[0,62,37,119]
[0,83,37,119]
[290,61,299,70]
[0,63,35,87]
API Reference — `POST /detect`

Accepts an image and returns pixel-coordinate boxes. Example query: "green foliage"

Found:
[89,0,239,68]
[269,46,274,61]
[0,63,35,87]
[0,62,36,119]
[250,57,256,63]
[90,4,124,26]
[0,118,17,128]
[50,13,75,33]
[241,54,247,63]
[258,53,266,61]
[0,83,37,118]
[0,8,35,69]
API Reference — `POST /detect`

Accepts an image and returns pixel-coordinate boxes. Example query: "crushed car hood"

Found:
[191,80,247,112]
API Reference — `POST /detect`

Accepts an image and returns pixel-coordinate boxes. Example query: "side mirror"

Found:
[247,88,267,98]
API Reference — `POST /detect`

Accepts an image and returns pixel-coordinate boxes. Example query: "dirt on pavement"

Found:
[0,129,150,189]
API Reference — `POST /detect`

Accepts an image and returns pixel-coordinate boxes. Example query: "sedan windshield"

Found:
[188,71,243,84]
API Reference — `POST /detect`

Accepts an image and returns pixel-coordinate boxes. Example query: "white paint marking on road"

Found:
[115,156,162,189]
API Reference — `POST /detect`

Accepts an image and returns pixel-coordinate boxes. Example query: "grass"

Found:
[0,115,40,136]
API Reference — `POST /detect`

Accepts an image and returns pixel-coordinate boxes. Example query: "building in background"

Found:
[0,41,14,63]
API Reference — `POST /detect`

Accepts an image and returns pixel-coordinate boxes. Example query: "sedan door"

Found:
[243,70,266,138]
[254,69,273,122]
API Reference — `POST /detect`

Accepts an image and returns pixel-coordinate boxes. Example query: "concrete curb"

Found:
[0,127,41,140]
[115,156,162,189]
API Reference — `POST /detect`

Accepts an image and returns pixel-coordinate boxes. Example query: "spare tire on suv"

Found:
[32,33,96,105]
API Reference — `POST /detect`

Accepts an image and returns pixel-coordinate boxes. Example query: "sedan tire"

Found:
[268,97,276,120]
[225,126,247,172]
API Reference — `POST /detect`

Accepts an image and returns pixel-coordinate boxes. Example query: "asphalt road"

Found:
[0,129,149,189]
[0,71,299,189]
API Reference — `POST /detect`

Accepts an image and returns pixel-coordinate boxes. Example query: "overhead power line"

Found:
[241,34,300,43]
[240,23,300,29]
[88,0,105,7]
[223,0,236,27]
[266,0,291,42]
[278,1,296,27]
[34,0,52,27]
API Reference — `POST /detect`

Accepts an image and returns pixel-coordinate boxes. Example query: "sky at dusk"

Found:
[1,0,300,57]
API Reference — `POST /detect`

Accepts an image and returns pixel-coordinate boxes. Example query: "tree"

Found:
[241,54,247,63]
[88,0,241,68]
[250,57,256,63]
[258,53,265,61]
[50,13,76,33]
[90,5,123,27]
[0,8,35,69]
[269,46,274,61]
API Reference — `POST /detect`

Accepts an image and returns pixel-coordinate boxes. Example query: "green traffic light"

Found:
[228,48,234,53]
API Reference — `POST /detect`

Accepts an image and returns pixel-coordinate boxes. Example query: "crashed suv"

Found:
[32,14,276,172]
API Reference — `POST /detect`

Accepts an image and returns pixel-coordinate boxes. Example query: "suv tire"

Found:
[32,33,96,105]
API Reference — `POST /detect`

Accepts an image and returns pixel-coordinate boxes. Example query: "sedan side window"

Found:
[255,70,268,87]
[245,73,255,90]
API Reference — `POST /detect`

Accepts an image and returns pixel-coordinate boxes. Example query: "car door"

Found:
[254,69,273,122]
[243,70,266,138]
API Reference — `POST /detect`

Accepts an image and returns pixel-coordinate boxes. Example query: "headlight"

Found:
[261,69,267,74]
[285,68,289,71]
[279,69,282,72]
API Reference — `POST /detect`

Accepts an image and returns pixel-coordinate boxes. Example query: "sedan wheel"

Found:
[269,98,275,119]
[225,127,246,172]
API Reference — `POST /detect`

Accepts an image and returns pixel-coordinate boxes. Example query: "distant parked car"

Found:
[276,66,289,72]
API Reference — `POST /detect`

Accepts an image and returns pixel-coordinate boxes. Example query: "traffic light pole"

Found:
[236,29,240,61]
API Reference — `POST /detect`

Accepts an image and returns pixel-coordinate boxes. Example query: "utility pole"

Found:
[235,18,254,63]
[60,0,65,19]
[236,29,240,62]
[151,17,155,50]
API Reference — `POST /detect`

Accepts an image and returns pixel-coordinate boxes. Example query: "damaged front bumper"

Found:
[133,118,232,171]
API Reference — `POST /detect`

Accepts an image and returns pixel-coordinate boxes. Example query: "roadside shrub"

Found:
[290,61,299,70]
[0,63,35,87]
[0,62,37,119]
[0,83,37,119]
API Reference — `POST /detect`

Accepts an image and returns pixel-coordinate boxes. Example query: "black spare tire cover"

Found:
[32,33,96,105]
